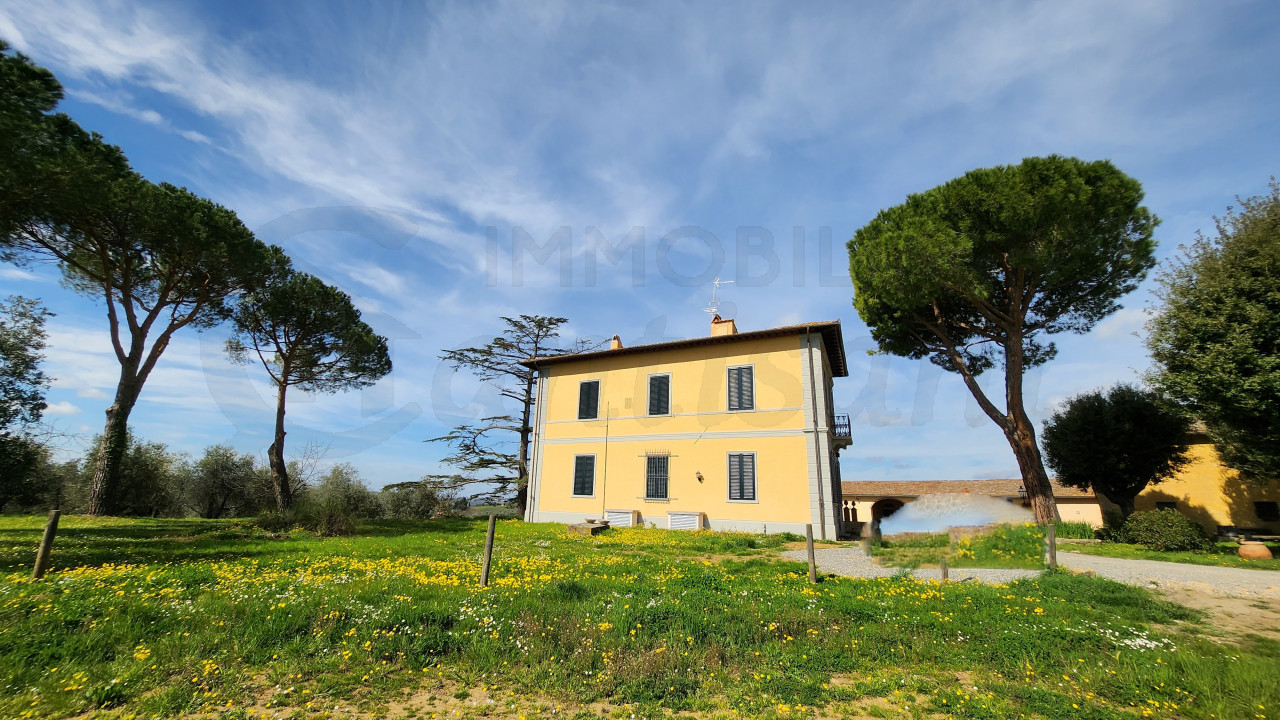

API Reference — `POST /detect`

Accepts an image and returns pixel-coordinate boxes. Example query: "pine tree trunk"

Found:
[267,380,293,513]
[1003,330,1060,525]
[515,370,535,515]
[86,375,140,516]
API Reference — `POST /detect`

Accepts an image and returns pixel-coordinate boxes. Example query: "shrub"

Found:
[380,483,443,519]
[1117,509,1208,551]
[254,511,298,533]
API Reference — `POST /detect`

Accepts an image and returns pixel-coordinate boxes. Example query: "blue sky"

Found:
[1,1,1278,488]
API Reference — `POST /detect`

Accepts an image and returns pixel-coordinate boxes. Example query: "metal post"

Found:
[805,523,818,583]
[32,509,61,580]
[939,556,949,583]
[480,514,497,587]
[1047,524,1058,571]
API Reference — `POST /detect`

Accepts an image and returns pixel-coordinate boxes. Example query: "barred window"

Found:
[572,455,595,497]
[727,366,754,410]
[728,453,756,501]
[645,455,669,499]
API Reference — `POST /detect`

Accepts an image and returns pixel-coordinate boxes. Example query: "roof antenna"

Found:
[703,277,733,316]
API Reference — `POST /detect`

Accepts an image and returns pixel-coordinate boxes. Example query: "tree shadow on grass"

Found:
[0,515,489,573]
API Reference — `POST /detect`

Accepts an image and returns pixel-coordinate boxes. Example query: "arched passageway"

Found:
[869,498,905,538]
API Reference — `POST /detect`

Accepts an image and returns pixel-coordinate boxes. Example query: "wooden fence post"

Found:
[939,556,948,583]
[805,523,818,584]
[480,514,497,587]
[1046,523,1058,571]
[32,509,61,580]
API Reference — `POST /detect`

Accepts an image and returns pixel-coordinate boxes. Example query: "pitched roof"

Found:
[520,320,849,377]
[841,479,1096,499]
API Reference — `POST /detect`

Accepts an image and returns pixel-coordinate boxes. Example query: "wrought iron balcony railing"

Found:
[832,413,851,439]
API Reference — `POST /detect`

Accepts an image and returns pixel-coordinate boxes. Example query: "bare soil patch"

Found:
[1156,586,1280,641]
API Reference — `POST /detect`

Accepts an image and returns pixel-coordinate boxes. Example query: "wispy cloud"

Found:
[3,0,1277,483]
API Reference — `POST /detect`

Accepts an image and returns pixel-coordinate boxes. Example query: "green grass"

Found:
[871,524,1049,570]
[0,515,1275,719]
[1054,521,1097,540]
[1064,540,1280,571]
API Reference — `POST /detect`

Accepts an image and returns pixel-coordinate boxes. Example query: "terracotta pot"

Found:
[1238,541,1274,560]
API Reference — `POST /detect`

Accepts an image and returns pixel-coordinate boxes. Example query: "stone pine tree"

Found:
[2,43,282,515]
[1146,181,1280,482]
[1041,384,1192,519]
[847,156,1158,523]
[227,270,391,512]
[432,315,583,512]
[10,176,280,515]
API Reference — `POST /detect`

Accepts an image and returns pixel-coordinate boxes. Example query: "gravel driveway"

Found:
[781,547,1280,599]
[1059,551,1280,600]
[779,547,1040,585]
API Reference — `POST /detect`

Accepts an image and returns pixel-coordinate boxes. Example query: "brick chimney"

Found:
[609,334,623,350]
[710,314,737,337]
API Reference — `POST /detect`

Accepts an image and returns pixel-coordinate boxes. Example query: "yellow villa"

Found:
[520,316,851,538]
[1107,434,1280,537]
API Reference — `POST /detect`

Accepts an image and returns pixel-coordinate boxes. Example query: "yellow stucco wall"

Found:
[1130,443,1280,534]
[530,334,831,531]
[1057,499,1104,527]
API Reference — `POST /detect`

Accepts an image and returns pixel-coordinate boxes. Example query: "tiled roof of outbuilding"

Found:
[841,479,1096,499]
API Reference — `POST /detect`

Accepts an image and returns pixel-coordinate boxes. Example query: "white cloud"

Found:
[1093,307,1149,341]
[44,400,82,416]
[0,267,40,282]
[66,88,210,143]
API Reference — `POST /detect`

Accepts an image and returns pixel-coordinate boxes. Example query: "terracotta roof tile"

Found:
[520,320,848,377]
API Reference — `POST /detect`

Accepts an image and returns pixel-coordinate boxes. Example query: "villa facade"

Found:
[520,317,851,538]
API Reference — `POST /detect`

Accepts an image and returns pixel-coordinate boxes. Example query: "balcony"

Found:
[832,413,852,447]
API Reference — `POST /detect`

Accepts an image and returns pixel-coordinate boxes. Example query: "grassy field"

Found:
[0,516,1277,720]
[1063,540,1280,571]
[870,524,1049,570]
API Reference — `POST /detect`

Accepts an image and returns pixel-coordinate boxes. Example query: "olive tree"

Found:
[848,156,1157,522]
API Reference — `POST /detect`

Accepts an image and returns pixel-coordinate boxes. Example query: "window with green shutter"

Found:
[645,455,669,499]
[572,455,595,496]
[578,380,599,419]
[648,373,670,415]
[728,452,756,501]
[727,366,754,410]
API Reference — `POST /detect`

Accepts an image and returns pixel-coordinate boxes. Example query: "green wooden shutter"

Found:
[573,455,595,496]
[739,367,754,410]
[729,453,756,500]
[648,374,670,415]
[728,454,742,500]
[728,367,753,410]
[578,380,599,419]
